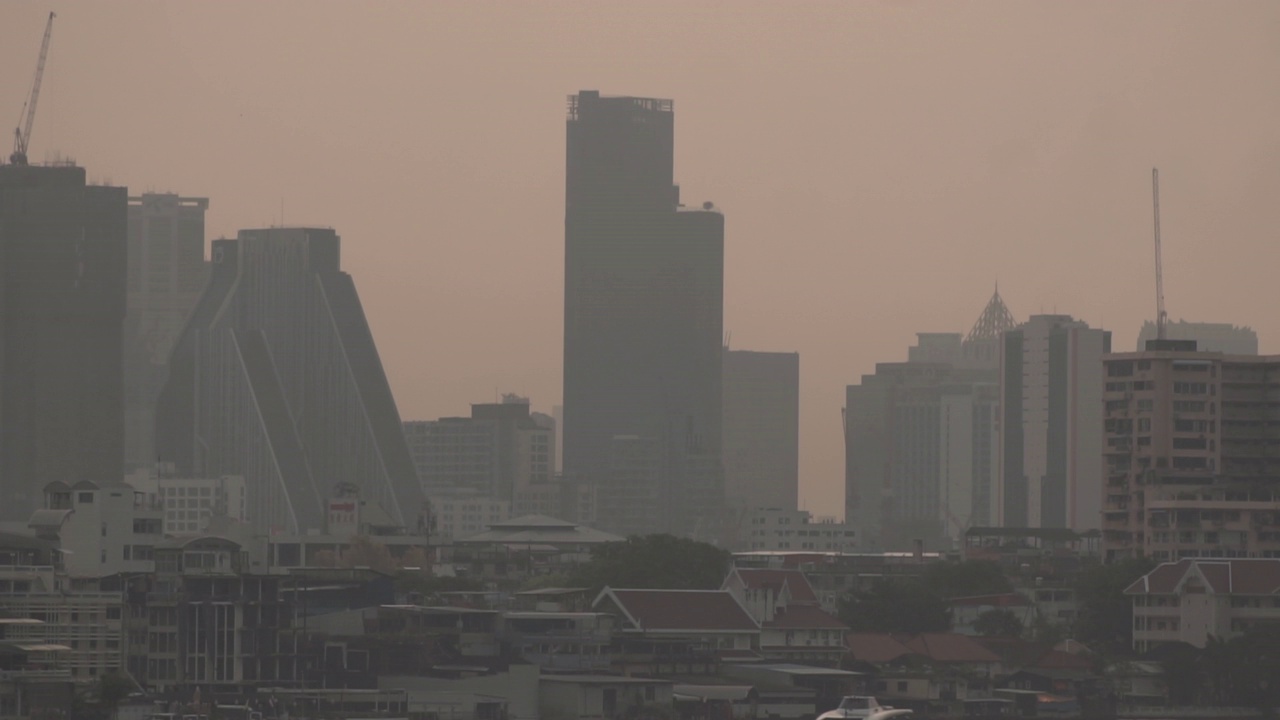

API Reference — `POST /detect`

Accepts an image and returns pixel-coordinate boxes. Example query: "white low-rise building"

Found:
[741,508,856,552]
[1125,558,1280,652]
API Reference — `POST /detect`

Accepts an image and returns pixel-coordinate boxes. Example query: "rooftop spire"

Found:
[965,285,1016,344]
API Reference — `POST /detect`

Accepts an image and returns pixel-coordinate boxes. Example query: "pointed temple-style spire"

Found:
[964,284,1017,344]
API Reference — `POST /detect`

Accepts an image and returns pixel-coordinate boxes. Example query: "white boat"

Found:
[816,696,914,720]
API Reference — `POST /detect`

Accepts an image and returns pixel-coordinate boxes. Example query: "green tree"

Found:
[569,534,730,591]
[839,578,950,634]
[973,608,1024,638]
[921,560,1013,600]
[1072,558,1155,656]
[1157,644,1205,706]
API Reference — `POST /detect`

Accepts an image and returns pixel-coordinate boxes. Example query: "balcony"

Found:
[0,667,71,682]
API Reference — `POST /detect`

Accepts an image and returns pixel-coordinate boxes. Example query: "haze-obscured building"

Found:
[845,289,1012,550]
[1137,320,1258,355]
[561,90,725,538]
[1102,342,1280,562]
[0,164,127,520]
[999,315,1110,531]
[723,349,800,513]
[404,395,555,500]
[155,228,425,535]
[123,193,209,473]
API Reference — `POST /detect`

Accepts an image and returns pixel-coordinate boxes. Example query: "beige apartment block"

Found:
[1102,344,1280,562]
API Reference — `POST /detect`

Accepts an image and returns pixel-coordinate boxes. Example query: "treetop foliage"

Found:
[569,534,731,591]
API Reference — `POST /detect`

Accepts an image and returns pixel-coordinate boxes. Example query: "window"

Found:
[78,492,94,504]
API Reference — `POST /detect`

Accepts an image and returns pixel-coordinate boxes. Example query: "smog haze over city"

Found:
[3,0,1279,517]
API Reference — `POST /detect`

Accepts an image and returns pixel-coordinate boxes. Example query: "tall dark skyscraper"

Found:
[562,90,725,537]
[0,164,127,519]
[155,227,425,535]
[123,193,209,473]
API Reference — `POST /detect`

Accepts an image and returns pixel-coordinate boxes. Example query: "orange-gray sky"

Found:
[3,2,1278,518]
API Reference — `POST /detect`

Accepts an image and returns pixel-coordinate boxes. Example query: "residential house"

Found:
[844,633,1004,713]
[731,550,946,614]
[949,593,1035,636]
[721,567,847,663]
[503,612,615,672]
[719,663,862,718]
[540,676,673,720]
[593,588,761,673]
[1124,558,1280,652]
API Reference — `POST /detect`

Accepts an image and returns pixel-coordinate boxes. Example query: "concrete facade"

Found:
[155,228,425,535]
[999,315,1110,530]
[1102,344,1280,561]
[562,91,726,538]
[0,164,127,520]
[723,349,800,513]
[123,193,208,473]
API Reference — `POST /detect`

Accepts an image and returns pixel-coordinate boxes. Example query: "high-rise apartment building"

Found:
[845,291,1014,550]
[0,164,127,520]
[123,193,209,472]
[1102,343,1280,562]
[999,315,1110,530]
[723,349,800,512]
[561,90,725,537]
[1136,320,1258,355]
[155,228,424,535]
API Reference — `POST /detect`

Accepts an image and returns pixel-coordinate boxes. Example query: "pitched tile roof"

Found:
[845,633,915,664]
[598,589,760,632]
[901,633,1002,663]
[764,604,849,630]
[734,568,820,604]
[1125,559,1280,596]
[1034,649,1093,672]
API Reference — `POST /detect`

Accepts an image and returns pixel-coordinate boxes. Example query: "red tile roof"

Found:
[733,568,820,604]
[845,633,915,663]
[1034,649,1093,671]
[1125,559,1280,596]
[902,633,1002,663]
[599,589,760,632]
[764,604,849,630]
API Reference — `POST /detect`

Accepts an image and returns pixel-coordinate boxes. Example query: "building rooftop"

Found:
[598,588,759,632]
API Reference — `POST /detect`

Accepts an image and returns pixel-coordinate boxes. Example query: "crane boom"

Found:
[10,12,56,166]
[1152,167,1167,341]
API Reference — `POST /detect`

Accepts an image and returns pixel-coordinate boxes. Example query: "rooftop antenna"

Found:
[1152,168,1167,341]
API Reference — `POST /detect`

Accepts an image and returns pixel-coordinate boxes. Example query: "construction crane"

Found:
[9,12,56,166]
[1152,167,1167,341]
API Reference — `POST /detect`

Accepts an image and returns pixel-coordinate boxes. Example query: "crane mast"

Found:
[1152,167,1167,341]
[10,12,56,166]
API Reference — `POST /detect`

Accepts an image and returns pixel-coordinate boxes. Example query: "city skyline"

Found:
[3,2,1278,516]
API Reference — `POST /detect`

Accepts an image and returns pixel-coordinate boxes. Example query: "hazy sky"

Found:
[3,2,1278,517]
